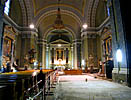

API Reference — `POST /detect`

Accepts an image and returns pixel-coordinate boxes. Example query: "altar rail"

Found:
[0,69,57,100]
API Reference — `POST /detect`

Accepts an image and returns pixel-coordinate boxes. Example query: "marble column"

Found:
[0,2,5,68]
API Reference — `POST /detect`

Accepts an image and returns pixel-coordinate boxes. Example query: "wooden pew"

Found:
[64,69,82,75]
[0,69,56,100]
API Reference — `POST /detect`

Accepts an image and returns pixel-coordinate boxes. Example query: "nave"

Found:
[47,74,131,100]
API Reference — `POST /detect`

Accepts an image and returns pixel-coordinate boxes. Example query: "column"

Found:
[73,39,81,69]
[66,48,68,64]
[0,1,5,68]
[20,31,38,68]
[81,32,89,69]
[76,41,82,69]
[42,40,46,69]
[46,46,49,69]
[64,48,66,61]
[73,41,77,69]
[37,42,42,68]
[68,47,71,69]
[71,46,73,69]
[50,48,54,68]
[109,0,128,84]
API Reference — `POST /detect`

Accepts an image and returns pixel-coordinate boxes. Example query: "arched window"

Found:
[107,8,110,16]
[4,0,11,15]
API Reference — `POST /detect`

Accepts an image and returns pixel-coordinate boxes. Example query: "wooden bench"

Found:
[64,70,82,75]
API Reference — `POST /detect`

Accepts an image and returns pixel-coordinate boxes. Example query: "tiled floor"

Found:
[47,74,131,100]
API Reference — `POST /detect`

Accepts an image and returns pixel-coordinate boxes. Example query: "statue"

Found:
[88,54,94,73]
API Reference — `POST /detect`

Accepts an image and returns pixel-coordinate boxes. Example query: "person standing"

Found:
[98,59,102,75]
[106,57,114,79]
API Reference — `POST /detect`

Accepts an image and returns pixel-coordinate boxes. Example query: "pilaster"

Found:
[109,0,128,84]
[73,39,81,69]
[37,39,46,69]
[20,31,38,68]
[81,32,88,68]
[46,45,49,69]
[0,2,5,68]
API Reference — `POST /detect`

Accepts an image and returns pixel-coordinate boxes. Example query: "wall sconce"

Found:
[82,59,85,66]
[82,24,88,29]
[29,24,35,29]
[116,49,122,62]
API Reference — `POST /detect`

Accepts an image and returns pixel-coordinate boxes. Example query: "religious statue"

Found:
[88,54,94,73]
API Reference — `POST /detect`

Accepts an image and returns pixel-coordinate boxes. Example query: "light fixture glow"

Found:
[58,44,61,47]
[116,49,122,62]
[83,24,88,29]
[82,60,85,66]
[29,24,34,29]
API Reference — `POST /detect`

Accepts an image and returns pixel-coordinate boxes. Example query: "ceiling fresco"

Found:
[33,0,86,16]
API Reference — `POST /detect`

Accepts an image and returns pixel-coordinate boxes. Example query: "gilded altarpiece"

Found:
[2,26,16,67]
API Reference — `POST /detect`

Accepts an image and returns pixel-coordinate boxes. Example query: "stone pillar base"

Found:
[112,68,128,85]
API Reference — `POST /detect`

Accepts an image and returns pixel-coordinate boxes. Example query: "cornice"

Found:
[37,39,47,45]
[3,14,38,35]
[81,17,110,37]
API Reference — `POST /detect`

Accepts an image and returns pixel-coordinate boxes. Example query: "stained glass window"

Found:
[4,0,11,15]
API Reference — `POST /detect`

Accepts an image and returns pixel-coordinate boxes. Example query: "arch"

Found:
[91,0,99,27]
[87,0,94,27]
[19,0,27,26]
[34,7,83,28]
[43,25,76,41]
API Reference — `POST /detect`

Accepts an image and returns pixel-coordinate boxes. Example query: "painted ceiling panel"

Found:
[33,0,86,15]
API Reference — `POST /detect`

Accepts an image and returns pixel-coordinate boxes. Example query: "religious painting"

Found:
[103,36,112,58]
[3,36,13,59]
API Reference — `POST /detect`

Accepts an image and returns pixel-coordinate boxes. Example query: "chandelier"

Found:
[53,0,64,29]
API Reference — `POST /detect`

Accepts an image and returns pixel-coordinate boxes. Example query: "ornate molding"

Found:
[87,0,94,27]
[81,17,110,37]
[19,0,27,26]
[91,0,99,27]
[4,14,38,34]
[37,39,47,45]
[24,0,32,25]
[35,8,83,28]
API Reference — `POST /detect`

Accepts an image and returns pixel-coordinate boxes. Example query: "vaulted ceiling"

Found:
[17,0,107,39]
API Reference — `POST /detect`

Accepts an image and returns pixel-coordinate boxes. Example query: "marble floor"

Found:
[47,74,131,100]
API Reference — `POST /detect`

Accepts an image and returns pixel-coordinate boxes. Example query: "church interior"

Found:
[0,0,131,100]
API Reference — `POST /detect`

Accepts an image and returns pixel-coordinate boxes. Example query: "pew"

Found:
[64,69,82,75]
[0,69,57,100]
